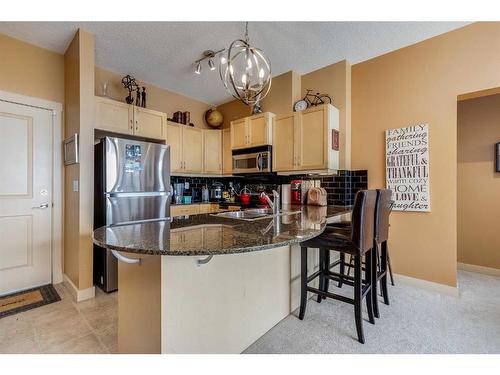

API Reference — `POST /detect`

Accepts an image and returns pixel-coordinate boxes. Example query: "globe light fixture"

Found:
[219,22,272,109]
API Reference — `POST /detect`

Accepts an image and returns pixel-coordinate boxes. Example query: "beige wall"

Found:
[0,33,64,103]
[218,71,301,129]
[63,30,96,290]
[63,33,81,286]
[95,66,210,129]
[351,22,500,287]
[302,60,351,169]
[457,93,500,270]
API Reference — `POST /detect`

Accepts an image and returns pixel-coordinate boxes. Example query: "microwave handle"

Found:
[257,153,263,170]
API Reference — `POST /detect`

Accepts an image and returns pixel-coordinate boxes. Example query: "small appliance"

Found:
[210,182,223,201]
[173,183,184,204]
[290,180,302,204]
[202,186,209,202]
[232,145,272,174]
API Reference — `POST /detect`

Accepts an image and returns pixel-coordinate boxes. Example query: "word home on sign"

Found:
[385,124,430,212]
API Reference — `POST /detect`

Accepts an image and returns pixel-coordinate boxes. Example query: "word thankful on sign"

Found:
[385,124,430,212]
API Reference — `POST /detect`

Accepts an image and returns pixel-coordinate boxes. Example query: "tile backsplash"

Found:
[170,170,368,207]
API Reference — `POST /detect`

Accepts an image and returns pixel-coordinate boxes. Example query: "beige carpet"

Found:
[244,270,500,354]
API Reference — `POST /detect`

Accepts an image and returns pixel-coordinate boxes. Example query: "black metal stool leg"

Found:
[364,249,375,324]
[380,241,390,305]
[371,244,380,319]
[299,246,308,320]
[346,254,354,278]
[338,252,345,288]
[354,255,365,344]
[317,248,325,303]
[322,249,330,299]
[387,247,395,286]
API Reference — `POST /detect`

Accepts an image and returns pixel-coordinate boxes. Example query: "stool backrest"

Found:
[375,189,393,243]
[350,190,377,254]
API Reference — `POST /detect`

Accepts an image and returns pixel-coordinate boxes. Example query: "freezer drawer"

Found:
[106,194,170,225]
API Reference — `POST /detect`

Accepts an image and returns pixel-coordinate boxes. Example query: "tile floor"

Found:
[0,283,117,354]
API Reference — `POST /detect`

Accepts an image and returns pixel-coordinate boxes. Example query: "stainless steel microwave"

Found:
[232,146,272,174]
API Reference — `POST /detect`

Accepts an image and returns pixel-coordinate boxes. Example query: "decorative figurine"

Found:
[141,87,147,108]
[136,87,141,106]
[121,75,138,104]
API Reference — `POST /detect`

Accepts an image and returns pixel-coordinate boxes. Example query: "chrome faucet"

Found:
[260,190,280,215]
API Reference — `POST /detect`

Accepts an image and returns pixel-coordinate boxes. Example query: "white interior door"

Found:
[0,100,53,296]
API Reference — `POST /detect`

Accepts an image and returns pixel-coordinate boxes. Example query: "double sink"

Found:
[212,208,300,221]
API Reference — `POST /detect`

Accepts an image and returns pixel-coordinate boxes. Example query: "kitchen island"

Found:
[93,205,351,354]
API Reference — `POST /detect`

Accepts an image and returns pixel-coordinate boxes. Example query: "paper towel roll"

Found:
[281,184,291,205]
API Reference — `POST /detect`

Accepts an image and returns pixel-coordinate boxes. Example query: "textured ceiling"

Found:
[0,22,469,105]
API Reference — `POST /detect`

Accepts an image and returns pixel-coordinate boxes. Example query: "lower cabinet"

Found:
[171,203,221,217]
[170,205,200,217]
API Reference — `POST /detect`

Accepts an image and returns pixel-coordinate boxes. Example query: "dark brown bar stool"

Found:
[329,189,394,318]
[298,190,377,344]
[373,189,393,311]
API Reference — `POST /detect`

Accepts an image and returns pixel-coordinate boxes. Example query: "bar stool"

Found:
[298,190,377,344]
[328,189,394,318]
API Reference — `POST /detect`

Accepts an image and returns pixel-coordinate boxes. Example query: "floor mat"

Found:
[0,284,60,319]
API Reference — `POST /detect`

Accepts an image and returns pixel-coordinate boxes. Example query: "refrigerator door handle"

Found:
[106,191,171,198]
[111,250,142,265]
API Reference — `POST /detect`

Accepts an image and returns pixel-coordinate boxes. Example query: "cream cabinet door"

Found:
[181,227,204,249]
[222,128,232,175]
[272,113,297,172]
[297,106,328,170]
[182,127,203,173]
[231,118,248,149]
[95,97,133,134]
[203,130,222,174]
[171,205,200,217]
[166,123,183,173]
[134,107,165,139]
[247,114,271,147]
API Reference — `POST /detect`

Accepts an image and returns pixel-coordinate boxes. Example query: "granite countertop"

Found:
[92,205,351,256]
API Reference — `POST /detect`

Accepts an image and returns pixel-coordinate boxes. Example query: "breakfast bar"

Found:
[93,205,350,353]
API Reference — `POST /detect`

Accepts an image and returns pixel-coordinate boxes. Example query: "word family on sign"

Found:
[385,124,430,212]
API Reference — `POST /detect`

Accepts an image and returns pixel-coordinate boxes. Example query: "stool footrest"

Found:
[306,286,355,305]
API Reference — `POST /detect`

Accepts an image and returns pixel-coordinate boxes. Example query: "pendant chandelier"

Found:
[219,22,272,107]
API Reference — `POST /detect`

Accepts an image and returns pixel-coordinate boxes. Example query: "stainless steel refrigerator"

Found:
[93,136,170,292]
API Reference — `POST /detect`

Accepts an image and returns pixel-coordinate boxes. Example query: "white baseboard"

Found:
[394,273,459,297]
[63,274,95,302]
[458,262,500,277]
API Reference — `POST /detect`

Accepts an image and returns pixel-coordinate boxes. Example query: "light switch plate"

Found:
[72,180,79,192]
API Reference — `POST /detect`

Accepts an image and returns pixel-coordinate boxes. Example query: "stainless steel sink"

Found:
[211,208,300,221]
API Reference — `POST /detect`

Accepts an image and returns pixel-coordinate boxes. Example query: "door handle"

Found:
[32,203,49,209]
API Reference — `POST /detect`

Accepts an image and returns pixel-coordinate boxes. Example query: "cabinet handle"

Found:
[135,120,138,131]
[130,119,133,130]
[197,255,213,266]
[111,250,141,265]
